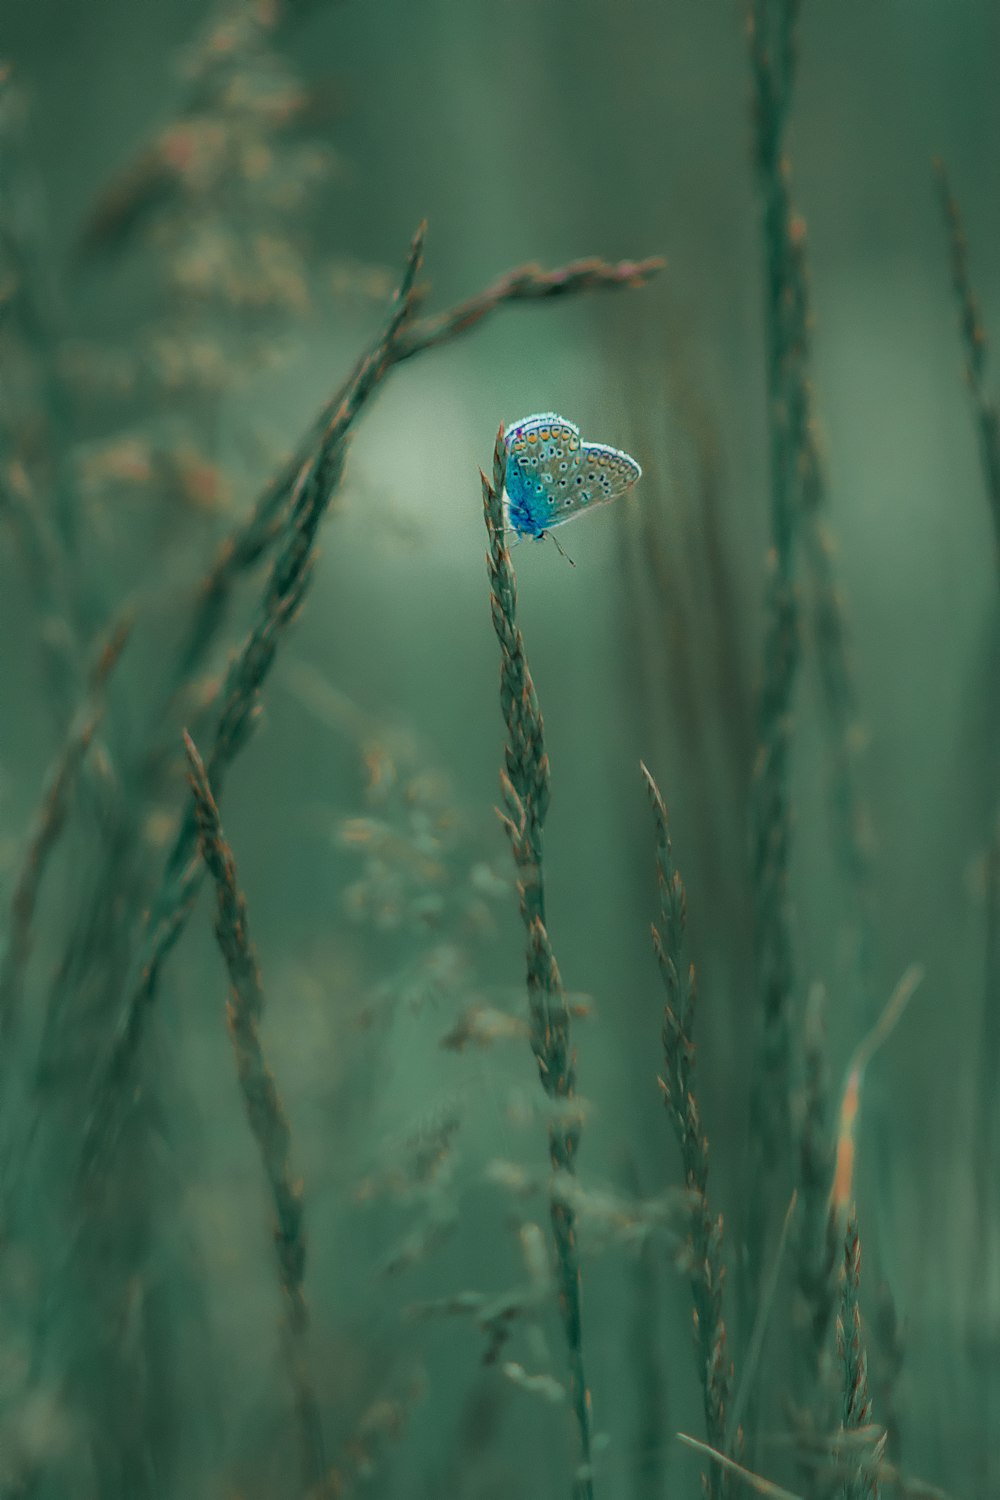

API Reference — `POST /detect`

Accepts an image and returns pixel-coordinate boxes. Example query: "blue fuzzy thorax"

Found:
[504,458,550,539]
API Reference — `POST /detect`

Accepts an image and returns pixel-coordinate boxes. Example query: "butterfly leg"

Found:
[542,531,576,567]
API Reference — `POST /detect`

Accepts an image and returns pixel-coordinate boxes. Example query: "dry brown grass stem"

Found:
[828,966,922,1237]
[792,971,915,1497]
[677,1432,803,1500]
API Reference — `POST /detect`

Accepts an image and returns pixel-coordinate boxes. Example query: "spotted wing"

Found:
[504,413,582,537]
[546,439,642,527]
[504,415,641,534]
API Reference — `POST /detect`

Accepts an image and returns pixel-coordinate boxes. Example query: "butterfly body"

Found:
[503,412,641,539]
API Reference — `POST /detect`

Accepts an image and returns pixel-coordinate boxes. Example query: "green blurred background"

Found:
[0,1,998,1496]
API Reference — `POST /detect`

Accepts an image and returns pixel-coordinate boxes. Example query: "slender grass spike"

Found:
[503,412,641,541]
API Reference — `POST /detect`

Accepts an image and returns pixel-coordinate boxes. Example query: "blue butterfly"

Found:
[503,412,641,542]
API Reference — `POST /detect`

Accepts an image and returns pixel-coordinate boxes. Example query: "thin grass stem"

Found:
[677,1433,804,1500]
[934,159,1000,578]
[184,732,327,1497]
[78,225,427,1174]
[744,0,876,1345]
[165,248,664,709]
[642,760,735,1498]
[482,428,594,1500]
[0,615,131,1052]
[836,1213,882,1500]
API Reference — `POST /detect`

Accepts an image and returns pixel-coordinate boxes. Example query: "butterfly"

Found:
[503,412,641,542]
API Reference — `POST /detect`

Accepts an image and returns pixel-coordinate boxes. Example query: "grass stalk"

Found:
[744,0,809,1311]
[871,1281,904,1469]
[936,167,1000,1487]
[79,224,426,1175]
[792,987,840,1415]
[625,1159,668,1500]
[806,970,919,1498]
[0,76,97,636]
[0,614,130,1054]
[978,812,1000,1225]
[934,159,1000,579]
[790,985,851,1500]
[836,1213,882,1500]
[744,0,876,1330]
[641,761,734,1498]
[84,227,662,1177]
[165,248,664,708]
[677,1433,804,1500]
[481,429,594,1500]
[0,465,84,724]
[184,732,326,1496]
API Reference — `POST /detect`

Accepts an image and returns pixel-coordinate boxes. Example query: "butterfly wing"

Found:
[503,414,641,535]
[549,440,641,527]
[504,413,582,537]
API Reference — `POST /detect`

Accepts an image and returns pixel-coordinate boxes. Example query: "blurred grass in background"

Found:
[0,0,998,1495]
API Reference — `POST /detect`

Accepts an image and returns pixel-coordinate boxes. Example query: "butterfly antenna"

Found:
[546,531,576,567]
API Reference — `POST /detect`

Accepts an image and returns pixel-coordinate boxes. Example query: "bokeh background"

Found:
[1,1,998,1496]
